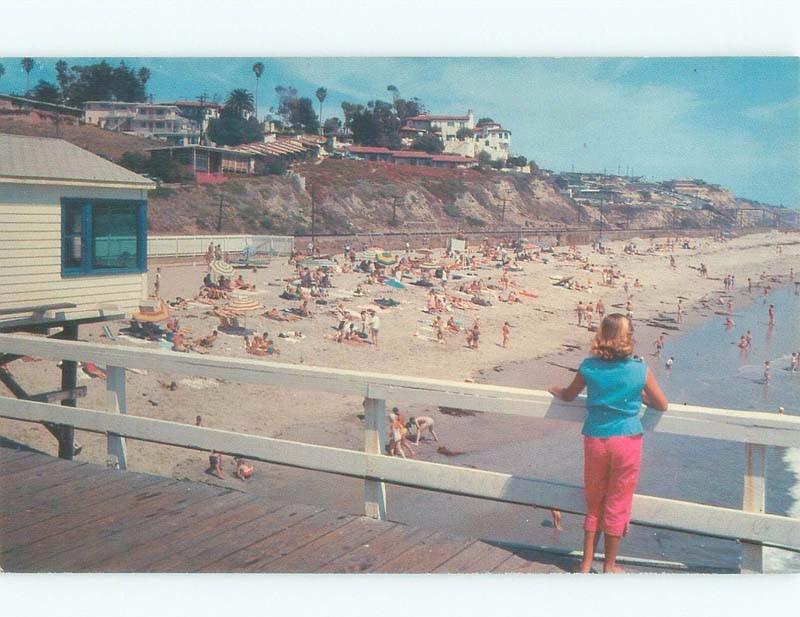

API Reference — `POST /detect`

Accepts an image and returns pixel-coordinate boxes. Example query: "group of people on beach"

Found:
[387,407,439,459]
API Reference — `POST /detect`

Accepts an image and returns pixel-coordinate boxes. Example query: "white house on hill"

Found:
[400,110,512,162]
[0,133,155,324]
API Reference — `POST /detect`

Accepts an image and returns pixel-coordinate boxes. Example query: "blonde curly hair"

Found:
[590,313,634,360]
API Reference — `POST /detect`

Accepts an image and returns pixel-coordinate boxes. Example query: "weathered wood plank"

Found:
[11,482,217,572]
[153,503,325,572]
[0,480,179,569]
[316,524,435,573]
[262,515,392,572]
[433,540,518,573]
[202,509,355,572]
[0,466,135,522]
[371,532,477,573]
[89,490,257,572]
[107,494,270,572]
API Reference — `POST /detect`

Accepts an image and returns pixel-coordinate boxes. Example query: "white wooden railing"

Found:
[147,234,294,258]
[0,333,798,573]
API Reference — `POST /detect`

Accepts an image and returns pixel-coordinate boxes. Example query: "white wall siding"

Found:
[0,183,149,320]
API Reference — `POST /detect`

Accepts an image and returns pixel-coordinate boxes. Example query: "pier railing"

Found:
[1,333,798,573]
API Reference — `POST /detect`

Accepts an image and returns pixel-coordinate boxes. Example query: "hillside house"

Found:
[347,146,474,169]
[167,100,222,134]
[0,133,155,325]
[146,144,257,179]
[400,111,511,162]
[83,101,202,145]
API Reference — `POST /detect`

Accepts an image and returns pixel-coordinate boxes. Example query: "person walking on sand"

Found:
[585,301,594,329]
[502,321,510,348]
[153,267,162,298]
[548,314,668,573]
[596,298,605,322]
[369,310,381,348]
[576,301,585,326]
[676,299,683,324]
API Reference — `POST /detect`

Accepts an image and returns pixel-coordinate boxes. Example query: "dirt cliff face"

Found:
[147,160,586,235]
[145,160,762,236]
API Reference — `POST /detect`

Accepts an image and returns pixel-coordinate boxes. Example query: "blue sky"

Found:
[1,57,798,206]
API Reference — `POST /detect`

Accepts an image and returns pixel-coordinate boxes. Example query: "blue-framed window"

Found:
[61,198,147,277]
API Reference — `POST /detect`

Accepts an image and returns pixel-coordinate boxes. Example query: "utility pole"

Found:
[392,196,400,227]
[500,192,508,224]
[310,183,316,251]
[217,196,223,232]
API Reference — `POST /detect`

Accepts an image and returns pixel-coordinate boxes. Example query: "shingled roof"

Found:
[0,132,154,189]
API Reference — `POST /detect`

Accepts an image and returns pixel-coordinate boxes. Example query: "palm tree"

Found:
[21,57,35,94]
[315,87,327,135]
[137,67,151,87]
[225,88,255,117]
[252,62,265,121]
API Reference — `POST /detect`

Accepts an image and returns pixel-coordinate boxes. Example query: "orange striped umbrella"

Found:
[225,296,264,315]
[224,295,264,329]
[210,259,235,277]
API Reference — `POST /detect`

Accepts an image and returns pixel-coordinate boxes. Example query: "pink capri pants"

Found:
[583,434,642,537]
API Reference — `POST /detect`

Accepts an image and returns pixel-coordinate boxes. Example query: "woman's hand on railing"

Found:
[548,386,565,400]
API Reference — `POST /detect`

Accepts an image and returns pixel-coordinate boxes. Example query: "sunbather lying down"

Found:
[265,308,300,321]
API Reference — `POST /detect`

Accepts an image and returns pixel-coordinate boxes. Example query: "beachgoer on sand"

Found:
[153,267,161,298]
[208,450,224,478]
[502,322,510,348]
[234,458,254,480]
[369,310,381,348]
[408,416,439,445]
[549,314,668,573]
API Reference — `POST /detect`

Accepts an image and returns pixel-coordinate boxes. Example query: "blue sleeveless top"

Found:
[578,356,647,437]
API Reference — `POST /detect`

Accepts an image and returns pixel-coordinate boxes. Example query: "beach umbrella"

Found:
[224,295,264,329]
[210,259,235,278]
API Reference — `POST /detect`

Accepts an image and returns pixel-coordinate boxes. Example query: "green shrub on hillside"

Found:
[465,215,486,227]
[443,203,461,218]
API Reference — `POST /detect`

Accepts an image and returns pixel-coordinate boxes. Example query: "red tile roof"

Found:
[431,155,473,163]
[406,114,471,122]
[348,146,392,154]
[391,150,434,158]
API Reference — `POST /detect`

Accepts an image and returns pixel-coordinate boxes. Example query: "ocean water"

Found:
[653,285,800,571]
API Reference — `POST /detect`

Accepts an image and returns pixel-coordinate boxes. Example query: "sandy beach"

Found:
[1,230,798,527]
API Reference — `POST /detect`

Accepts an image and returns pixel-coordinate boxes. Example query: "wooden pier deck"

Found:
[0,446,667,574]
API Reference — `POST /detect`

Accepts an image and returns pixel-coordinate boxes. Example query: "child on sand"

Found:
[549,314,668,573]
[502,322,510,348]
[408,416,439,445]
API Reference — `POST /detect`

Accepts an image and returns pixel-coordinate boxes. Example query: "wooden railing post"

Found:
[363,397,387,520]
[741,442,766,573]
[106,366,128,470]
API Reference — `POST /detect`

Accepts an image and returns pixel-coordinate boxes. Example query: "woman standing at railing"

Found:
[549,313,668,573]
